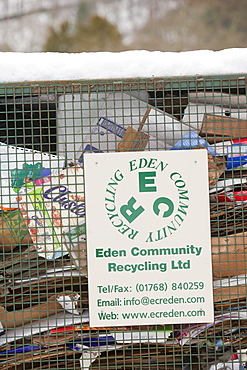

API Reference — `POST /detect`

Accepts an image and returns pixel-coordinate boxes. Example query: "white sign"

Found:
[84,150,214,326]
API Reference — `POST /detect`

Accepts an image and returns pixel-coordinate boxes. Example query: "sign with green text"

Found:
[84,150,214,326]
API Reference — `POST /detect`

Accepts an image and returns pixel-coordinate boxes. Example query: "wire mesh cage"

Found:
[0,75,246,369]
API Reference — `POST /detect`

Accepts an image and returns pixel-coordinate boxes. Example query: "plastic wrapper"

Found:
[17,166,85,260]
[0,143,65,210]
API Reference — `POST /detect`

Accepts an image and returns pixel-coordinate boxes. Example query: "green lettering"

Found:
[147,158,157,169]
[178,201,189,215]
[153,197,174,217]
[139,158,148,169]
[120,197,144,223]
[108,263,117,272]
[145,232,153,242]
[139,171,156,192]
[118,224,130,235]
[129,159,137,172]
[155,161,168,171]
[96,249,103,257]
[128,229,139,240]
[178,189,189,200]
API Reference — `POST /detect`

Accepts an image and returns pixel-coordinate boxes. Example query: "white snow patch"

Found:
[0,48,246,82]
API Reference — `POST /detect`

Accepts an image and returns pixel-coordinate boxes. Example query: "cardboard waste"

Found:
[1,88,247,369]
[0,210,32,252]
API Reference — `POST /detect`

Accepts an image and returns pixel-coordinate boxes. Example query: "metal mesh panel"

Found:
[0,75,246,369]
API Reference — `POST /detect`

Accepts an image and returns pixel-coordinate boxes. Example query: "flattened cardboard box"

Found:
[17,166,85,260]
[211,231,247,278]
[0,210,32,251]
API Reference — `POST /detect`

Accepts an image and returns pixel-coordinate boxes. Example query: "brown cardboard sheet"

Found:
[0,295,64,329]
[211,231,247,278]
[200,114,247,143]
[213,284,247,303]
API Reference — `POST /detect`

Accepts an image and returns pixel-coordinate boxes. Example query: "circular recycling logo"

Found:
[104,156,190,243]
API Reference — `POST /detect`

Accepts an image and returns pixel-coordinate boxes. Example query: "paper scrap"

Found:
[17,166,85,259]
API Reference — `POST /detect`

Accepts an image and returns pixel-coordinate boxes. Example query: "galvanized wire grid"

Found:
[0,75,245,369]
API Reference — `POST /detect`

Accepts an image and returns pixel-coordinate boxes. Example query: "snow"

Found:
[0,48,247,83]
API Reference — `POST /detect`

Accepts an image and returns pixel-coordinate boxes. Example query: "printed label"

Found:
[84,150,214,326]
[17,166,85,260]
[97,117,126,138]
